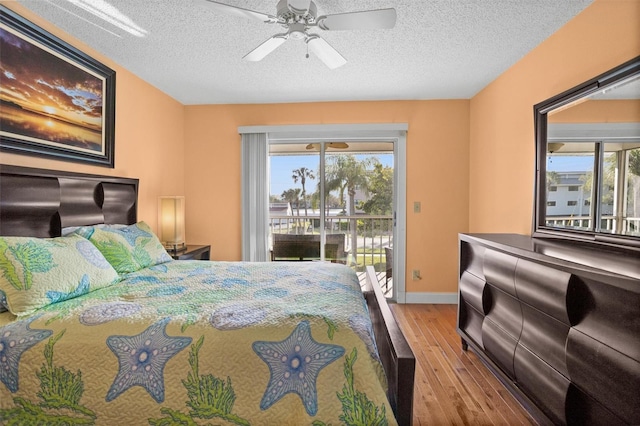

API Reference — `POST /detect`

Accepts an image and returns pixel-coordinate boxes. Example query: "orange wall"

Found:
[0,2,185,230]
[469,0,640,234]
[184,101,470,293]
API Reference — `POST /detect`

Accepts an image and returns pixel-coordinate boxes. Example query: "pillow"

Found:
[0,234,120,315]
[84,221,172,274]
[62,223,127,237]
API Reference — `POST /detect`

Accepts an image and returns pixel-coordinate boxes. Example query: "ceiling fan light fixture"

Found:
[288,23,307,40]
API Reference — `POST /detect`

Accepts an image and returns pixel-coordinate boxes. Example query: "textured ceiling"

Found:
[15,0,593,105]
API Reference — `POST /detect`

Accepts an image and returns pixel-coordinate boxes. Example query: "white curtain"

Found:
[241,133,269,261]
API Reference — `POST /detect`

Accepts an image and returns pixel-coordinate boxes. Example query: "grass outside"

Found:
[353,248,386,272]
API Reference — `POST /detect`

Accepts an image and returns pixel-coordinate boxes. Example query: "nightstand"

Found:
[170,245,211,260]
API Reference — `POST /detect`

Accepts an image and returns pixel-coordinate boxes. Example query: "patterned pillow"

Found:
[0,234,120,316]
[84,221,172,274]
[61,223,127,237]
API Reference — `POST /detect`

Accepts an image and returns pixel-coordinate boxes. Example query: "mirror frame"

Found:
[533,55,640,250]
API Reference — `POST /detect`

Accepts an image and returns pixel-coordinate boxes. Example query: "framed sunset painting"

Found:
[0,6,115,167]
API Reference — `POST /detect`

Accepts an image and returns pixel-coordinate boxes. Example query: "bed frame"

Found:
[0,164,415,425]
[363,266,415,426]
[0,165,138,237]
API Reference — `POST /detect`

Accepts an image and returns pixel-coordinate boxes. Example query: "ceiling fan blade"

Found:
[203,0,277,23]
[243,35,287,62]
[287,0,312,15]
[317,8,396,31]
[307,36,346,69]
[305,142,349,150]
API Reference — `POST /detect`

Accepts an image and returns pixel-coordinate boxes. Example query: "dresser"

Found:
[457,233,640,425]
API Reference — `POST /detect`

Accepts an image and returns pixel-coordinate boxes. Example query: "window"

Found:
[543,146,640,236]
[549,186,557,192]
[544,150,595,229]
[269,143,395,266]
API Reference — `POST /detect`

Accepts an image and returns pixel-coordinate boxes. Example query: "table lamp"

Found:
[158,196,186,252]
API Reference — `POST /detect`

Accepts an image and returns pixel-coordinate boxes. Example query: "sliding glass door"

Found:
[269,140,395,288]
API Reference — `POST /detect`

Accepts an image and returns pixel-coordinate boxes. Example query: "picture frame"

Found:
[0,5,116,167]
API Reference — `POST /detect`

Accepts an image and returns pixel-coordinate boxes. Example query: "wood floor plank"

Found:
[413,307,513,426]
[412,310,480,415]
[390,304,538,426]
[429,312,534,426]
[396,306,465,425]
[425,308,532,426]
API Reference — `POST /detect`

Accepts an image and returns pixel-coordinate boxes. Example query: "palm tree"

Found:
[311,184,335,217]
[546,171,560,192]
[281,188,301,232]
[361,162,392,215]
[292,167,315,218]
[579,151,640,232]
[325,155,374,263]
[629,149,640,176]
[626,149,640,229]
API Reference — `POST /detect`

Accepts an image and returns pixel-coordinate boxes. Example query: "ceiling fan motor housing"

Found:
[276,0,318,25]
[287,23,307,40]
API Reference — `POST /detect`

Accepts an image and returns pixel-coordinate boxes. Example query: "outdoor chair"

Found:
[271,233,347,263]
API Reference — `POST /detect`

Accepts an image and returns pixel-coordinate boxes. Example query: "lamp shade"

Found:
[158,196,185,251]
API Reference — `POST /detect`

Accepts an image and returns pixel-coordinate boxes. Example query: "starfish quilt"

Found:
[0,260,396,425]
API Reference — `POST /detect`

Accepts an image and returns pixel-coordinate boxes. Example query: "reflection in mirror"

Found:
[545,146,595,231]
[535,57,640,248]
[545,142,640,236]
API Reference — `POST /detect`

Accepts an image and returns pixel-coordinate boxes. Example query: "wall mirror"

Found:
[534,56,640,249]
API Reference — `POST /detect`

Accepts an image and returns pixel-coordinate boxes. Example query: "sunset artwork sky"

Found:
[0,26,104,153]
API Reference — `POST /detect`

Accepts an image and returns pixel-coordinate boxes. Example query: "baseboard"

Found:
[404,292,457,304]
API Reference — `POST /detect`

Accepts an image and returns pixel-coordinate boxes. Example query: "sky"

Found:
[547,154,594,172]
[0,27,103,130]
[270,153,393,199]
[270,152,591,199]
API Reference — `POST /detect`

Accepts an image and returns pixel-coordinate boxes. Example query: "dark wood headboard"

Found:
[0,165,138,237]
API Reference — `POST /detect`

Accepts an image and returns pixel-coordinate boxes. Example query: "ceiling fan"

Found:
[203,0,397,69]
[305,142,349,150]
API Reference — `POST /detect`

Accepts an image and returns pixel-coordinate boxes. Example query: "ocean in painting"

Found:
[0,102,102,153]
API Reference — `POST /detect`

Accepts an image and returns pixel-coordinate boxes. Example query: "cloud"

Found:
[0,28,104,125]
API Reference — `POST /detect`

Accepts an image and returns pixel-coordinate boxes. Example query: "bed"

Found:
[0,165,415,425]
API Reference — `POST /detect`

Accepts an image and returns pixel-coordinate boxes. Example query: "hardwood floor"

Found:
[390,304,538,426]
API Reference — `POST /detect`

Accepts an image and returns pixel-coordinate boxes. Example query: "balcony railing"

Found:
[269,214,393,271]
[545,215,640,236]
